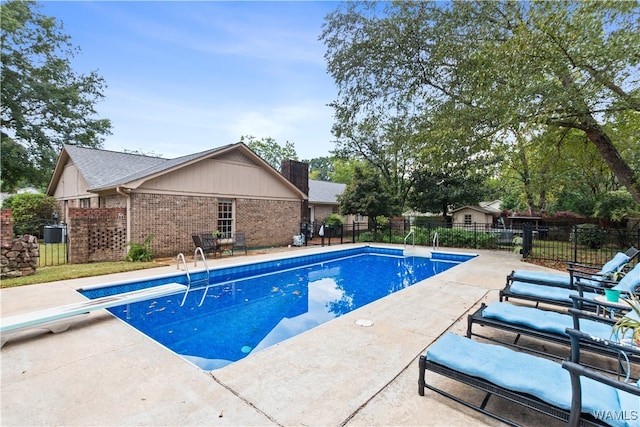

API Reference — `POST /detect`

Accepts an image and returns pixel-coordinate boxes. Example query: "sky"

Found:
[39,1,342,160]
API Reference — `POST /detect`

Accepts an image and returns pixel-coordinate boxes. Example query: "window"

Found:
[464,214,472,225]
[80,198,91,208]
[217,200,233,238]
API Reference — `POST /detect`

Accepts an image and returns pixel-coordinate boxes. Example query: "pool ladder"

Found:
[176,247,211,307]
[403,229,415,249]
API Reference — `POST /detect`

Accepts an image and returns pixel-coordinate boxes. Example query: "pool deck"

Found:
[1,244,565,426]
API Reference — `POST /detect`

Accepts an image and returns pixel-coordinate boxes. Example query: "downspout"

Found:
[116,186,132,258]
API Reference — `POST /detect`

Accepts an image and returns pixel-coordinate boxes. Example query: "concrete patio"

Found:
[1,245,566,426]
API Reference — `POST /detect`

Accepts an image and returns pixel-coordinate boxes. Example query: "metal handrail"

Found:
[195,247,212,307]
[176,253,191,306]
[404,229,415,248]
[433,232,439,250]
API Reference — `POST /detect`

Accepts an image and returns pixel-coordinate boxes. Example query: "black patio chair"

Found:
[231,231,247,256]
[192,233,217,256]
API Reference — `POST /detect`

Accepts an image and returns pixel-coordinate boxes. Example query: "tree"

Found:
[306,156,333,181]
[321,1,640,203]
[240,135,298,171]
[1,0,112,192]
[338,165,400,231]
[2,192,59,236]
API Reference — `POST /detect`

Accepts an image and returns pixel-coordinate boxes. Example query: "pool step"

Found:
[0,282,187,347]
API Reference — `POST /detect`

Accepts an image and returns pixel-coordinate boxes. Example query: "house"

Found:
[451,202,502,229]
[46,143,308,260]
[308,179,366,230]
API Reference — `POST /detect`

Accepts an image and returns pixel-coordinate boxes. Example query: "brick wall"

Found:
[126,193,302,258]
[235,198,302,247]
[68,208,127,263]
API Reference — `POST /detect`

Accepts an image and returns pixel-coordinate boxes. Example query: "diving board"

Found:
[0,283,187,347]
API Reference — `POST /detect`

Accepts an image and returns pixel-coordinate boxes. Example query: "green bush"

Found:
[126,235,154,262]
[571,223,604,249]
[2,193,59,237]
[325,214,344,226]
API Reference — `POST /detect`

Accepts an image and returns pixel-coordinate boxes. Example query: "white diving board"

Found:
[0,283,187,347]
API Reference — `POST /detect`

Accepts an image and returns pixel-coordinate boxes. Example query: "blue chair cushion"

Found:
[426,333,635,427]
[482,302,613,340]
[511,270,570,287]
[601,252,631,275]
[612,263,640,293]
[508,281,599,303]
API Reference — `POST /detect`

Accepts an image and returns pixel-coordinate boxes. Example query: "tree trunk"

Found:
[583,121,640,204]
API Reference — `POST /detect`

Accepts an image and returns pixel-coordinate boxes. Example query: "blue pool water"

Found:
[80,247,473,369]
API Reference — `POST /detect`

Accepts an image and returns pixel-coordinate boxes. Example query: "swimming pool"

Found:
[80,246,474,370]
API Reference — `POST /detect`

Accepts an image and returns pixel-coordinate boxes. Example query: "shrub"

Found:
[571,223,604,249]
[126,235,154,262]
[325,214,344,226]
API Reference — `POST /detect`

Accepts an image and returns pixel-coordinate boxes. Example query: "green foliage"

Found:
[611,293,640,344]
[594,190,640,223]
[241,135,298,170]
[0,137,39,193]
[571,224,605,249]
[306,157,334,181]
[325,213,344,226]
[1,0,111,191]
[321,1,640,205]
[2,192,58,217]
[339,166,400,230]
[126,235,154,262]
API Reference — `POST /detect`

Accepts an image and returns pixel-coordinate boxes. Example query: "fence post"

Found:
[473,222,478,248]
[352,222,356,244]
[572,225,578,263]
[522,223,533,257]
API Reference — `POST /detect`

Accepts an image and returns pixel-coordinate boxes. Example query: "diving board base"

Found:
[0,283,187,347]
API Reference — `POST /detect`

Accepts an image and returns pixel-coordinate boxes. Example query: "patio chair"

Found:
[418,331,640,426]
[466,301,640,374]
[500,262,640,310]
[231,231,247,256]
[192,233,218,257]
[201,232,223,258]
[509,246,639,289]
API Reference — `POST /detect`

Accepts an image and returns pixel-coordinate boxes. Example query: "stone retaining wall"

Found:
[1,208,39,278]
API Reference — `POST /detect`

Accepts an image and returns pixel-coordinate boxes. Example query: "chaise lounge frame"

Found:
[466,300,640,376]
[418,329,640,426]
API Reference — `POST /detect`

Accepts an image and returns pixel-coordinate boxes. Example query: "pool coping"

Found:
[1,244,563,426]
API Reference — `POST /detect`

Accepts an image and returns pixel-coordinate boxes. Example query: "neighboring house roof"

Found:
[308,180,345,204]
[46,143,307,199]
[479,200,503,213]
[451,205,498,215]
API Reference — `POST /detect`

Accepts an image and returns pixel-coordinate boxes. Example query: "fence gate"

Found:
[13,218,68,266]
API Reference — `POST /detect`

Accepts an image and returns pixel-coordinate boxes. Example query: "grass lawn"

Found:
[1,260,169,288]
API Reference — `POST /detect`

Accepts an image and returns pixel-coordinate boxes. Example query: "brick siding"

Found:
[68,208,127,263]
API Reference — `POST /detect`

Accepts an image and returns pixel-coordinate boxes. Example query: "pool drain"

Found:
[355,319,374,327]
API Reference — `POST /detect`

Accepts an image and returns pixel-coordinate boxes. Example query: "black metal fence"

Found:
[13,219,68,266]
[303,219,640,267]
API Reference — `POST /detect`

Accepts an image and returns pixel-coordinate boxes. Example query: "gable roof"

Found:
[308,180,345,204]
[47,143,307,198]
[451,205,497,215]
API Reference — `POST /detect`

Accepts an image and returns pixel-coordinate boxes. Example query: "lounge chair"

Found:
[509,246,638,289]
[0,283,187,347]
[500,261,640,310]
[466,301,640,372]
[418,331,640,426]
[563,330,640,427]
[231,231,247,256]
